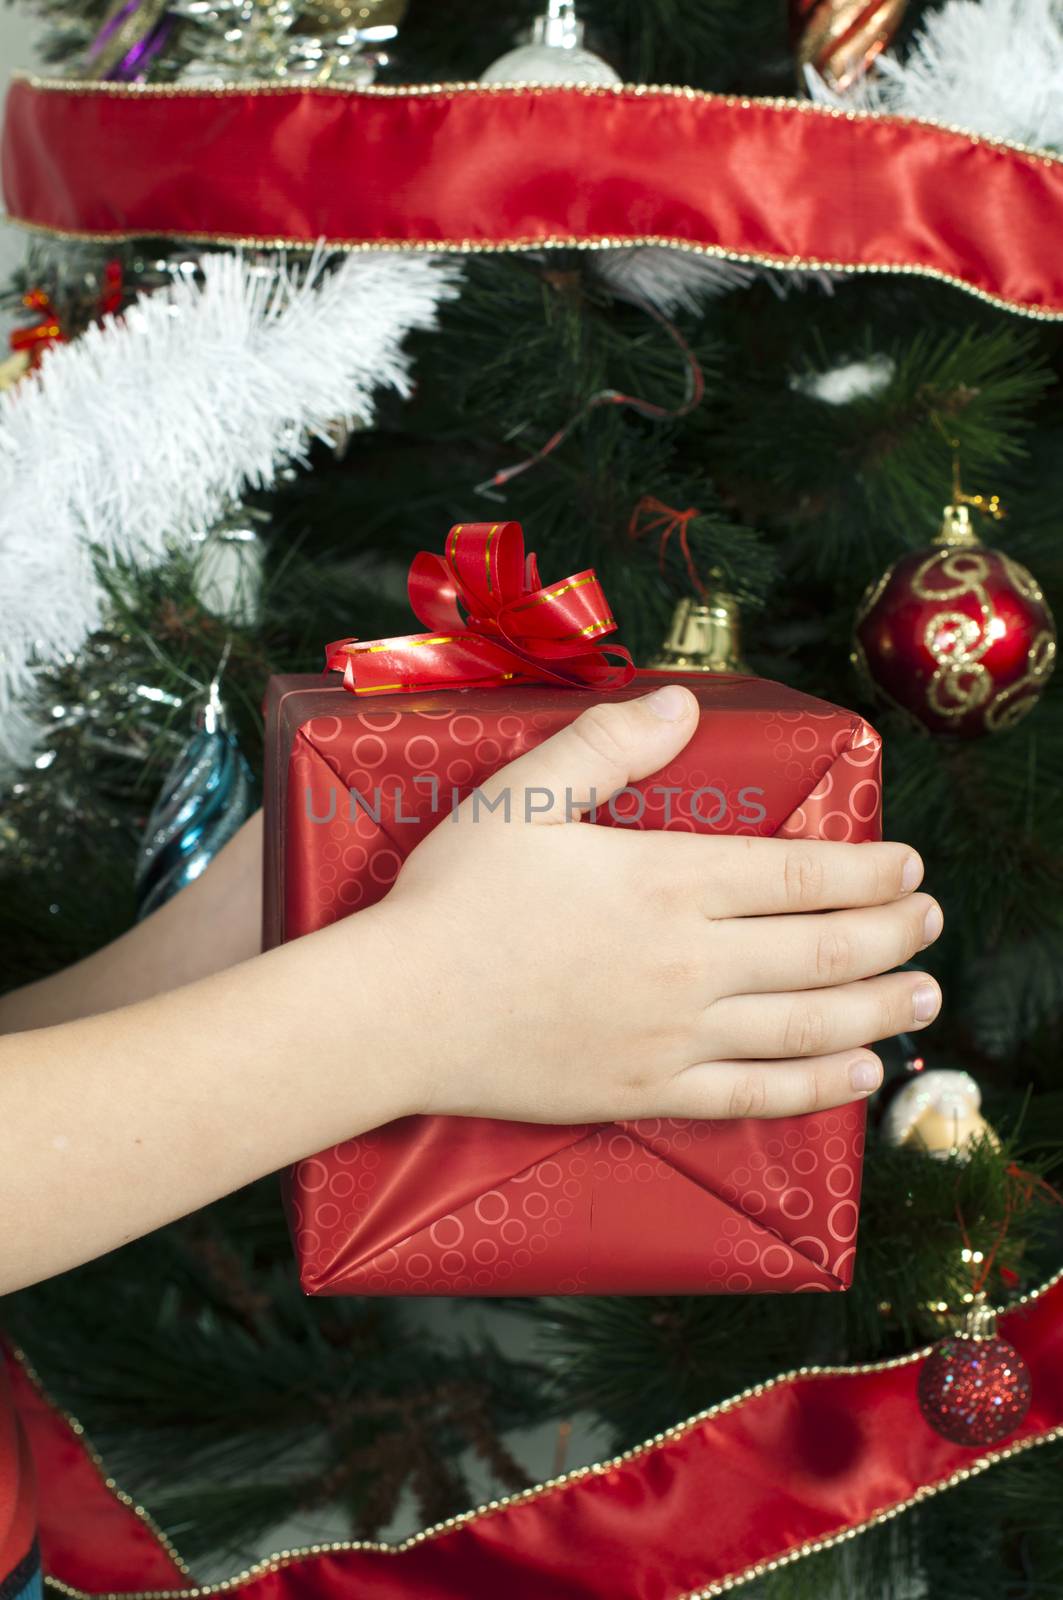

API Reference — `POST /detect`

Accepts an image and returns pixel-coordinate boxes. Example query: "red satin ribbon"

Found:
[326,522,634,694]
[4,78,1063,319]
[8,1275,1063,1598]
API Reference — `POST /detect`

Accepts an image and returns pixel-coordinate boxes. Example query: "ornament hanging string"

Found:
[477,294,704,498]
[627,495,706,597]
[931,420,1007,524]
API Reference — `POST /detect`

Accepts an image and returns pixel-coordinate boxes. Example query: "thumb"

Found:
[476,684,699,825]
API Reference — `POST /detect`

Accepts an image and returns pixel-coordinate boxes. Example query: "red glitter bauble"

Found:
[917,1333,1032,1447]
[853,506,1056,737]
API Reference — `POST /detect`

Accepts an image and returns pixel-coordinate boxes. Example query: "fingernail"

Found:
[922,902,944,947]
[912,981,940,1023]
[901,854,922,893]
[644,685,692,721]
[849,1056,882,1094]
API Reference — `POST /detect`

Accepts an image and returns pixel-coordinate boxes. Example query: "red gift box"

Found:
[264,670,882,1297]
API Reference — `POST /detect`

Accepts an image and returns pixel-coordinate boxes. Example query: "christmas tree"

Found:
[2,1,1063,1594]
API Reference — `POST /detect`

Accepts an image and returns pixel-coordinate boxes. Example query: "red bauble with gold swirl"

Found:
[853,505,1057,737]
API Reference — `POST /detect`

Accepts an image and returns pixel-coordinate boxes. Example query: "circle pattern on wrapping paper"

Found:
[741,1190,767,1216]
[829,1200,859,1241]
[353,734,388,768]
[404,735,440,770]
[761,1244,794,1278]
[827,1165,855,1197]
[307,715,343,743]
[475,1190,508,1224]
[832,1246,856,1281]
[843,738,880,768]
[476,739,502,765]
[431,1215,464,1248]
[358,710,403,732]
[849,779,880,822]
[368,850,402,886]
[447,759,474,786]
[792,1148,818,1175]
[820,812,854,841]
[793,1235,829,1269]
[449,715,484,746]
[298,1158,330,1192]
[781,1187,814,1220]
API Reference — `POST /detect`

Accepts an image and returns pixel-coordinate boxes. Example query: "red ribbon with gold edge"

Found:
[5,77,1063,320]
[8,1272,1063,1599]
[326,522,635,695]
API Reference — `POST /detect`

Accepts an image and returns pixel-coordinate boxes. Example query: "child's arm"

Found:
[0,687,941,1296]
[0,811,264,1034]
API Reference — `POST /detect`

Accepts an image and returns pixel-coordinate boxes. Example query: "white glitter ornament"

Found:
[880,1068,999,1160]
[481,0,620,85]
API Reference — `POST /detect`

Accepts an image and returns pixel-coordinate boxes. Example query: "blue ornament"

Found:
[135,673,254,920]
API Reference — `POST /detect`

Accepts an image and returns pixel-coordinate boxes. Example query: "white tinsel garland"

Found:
[0,250,460,767]
[808,0,1063,152]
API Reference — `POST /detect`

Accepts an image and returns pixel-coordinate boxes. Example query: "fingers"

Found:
[686,835,924,917]
[700,970,941,1062]
[472,685,699,825]
[660,1051,884,1120]
[717,892,942,995]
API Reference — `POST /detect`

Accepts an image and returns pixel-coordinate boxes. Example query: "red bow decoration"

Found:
[9,287,66,369]
[327,522,635,695]
[628,495,707,598]
[6,264,122,379]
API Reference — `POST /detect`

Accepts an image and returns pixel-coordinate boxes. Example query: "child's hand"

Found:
[372,684,941,1125]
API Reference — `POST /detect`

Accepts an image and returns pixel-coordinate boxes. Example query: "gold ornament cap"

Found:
[934,502,982,549]
[646,593,747,674]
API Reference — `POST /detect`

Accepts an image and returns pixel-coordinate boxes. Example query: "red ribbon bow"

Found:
[9,288,66,368]
[7,263,123,375]
[327,522,634,695]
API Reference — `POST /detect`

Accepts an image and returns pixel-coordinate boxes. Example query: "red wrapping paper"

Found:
[264,671,882,1298]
